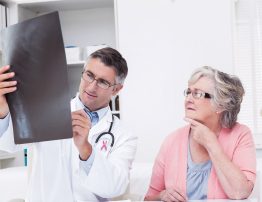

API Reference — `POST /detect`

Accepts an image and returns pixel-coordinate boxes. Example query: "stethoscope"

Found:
[83,106,115,152]
[94,115,115,150]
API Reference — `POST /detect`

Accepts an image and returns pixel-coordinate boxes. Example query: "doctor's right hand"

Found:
[0,65,17,118]
[72,110,92,160]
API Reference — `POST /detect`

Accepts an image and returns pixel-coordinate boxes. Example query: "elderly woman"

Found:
[145,66,256,201]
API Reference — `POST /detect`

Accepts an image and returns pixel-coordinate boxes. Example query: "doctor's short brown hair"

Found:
[85,47,128,84]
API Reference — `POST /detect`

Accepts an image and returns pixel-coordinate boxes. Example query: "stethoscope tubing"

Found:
[95,115,115,147]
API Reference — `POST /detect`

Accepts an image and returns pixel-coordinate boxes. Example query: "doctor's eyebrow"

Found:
[85,70,112,85]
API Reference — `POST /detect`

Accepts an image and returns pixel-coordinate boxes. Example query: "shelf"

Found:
[16,0,113,12]
[0,151,16,160]
[67,60,85,66]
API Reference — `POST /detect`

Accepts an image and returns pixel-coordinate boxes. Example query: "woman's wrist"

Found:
[206,137,222,156]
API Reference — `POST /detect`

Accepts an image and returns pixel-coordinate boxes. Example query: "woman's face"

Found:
[184,77,217,124]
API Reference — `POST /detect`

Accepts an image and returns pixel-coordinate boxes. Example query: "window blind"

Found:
[234,0,262,136]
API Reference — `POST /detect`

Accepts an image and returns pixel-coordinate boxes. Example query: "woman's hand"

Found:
[159,188,187,202]
[0,65,17,118]
[72,109,92,160]
[184,117,218,149]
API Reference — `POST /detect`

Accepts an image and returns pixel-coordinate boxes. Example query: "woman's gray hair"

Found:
[188,66,245,128]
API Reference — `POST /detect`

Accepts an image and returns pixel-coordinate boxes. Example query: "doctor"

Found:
[0,47,137,201]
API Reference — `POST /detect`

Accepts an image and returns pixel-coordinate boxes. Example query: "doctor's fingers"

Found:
[72,113,89,123]
[0,80,17,89]
[0,67,17,96]
[72,125,89,137]
[72,119,91,129]
[0,68,15,82]
[0,65,10,74]
[72,110,88,118]
[0,86,17,96]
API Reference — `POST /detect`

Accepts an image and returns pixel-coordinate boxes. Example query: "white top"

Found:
[0,96,137,202]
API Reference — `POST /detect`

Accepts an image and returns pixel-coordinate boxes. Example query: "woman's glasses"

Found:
[184,88,213,99]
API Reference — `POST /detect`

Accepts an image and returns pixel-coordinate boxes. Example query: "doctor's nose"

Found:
[87,79,99,90]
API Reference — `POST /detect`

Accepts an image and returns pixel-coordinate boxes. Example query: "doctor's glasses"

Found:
[184,88,213,99]
[82,71,117,90]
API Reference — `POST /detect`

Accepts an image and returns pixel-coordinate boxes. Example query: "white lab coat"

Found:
[0,96,137,202]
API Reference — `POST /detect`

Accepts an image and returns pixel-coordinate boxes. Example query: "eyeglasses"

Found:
[82,71,117,90]
[184,88,213,99]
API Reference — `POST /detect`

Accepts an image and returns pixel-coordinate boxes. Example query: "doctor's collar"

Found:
[76,93,109,120]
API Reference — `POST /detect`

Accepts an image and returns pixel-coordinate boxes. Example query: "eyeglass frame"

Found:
[81,70,118,90]
[184,88,213,99]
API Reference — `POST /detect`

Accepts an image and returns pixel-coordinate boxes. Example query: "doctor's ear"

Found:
[112,84,123,96]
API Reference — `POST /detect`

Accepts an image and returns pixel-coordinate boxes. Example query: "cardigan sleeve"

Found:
[232,125,256,183]
[145,127,189,198]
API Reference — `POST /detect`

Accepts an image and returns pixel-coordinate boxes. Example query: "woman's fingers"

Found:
[169,189,187,201]
[162,188,187,202]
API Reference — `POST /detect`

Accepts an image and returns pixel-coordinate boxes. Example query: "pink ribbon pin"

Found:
[100,140,108,151]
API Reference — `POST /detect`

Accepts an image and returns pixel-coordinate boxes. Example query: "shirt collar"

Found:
[75,93,109,121]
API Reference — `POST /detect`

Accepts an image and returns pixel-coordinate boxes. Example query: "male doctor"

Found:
[0,47,137,201]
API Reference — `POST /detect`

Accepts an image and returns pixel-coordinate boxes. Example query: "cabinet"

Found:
[0,151,16,169]
[4,0,120,117]
[0,3,8,66]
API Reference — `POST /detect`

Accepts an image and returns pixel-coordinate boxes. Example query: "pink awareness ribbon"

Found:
[100,140,108,151]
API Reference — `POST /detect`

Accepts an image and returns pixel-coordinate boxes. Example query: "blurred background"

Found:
[0,0,261,167]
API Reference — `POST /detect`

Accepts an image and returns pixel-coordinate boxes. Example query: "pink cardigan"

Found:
[146,123,257,199]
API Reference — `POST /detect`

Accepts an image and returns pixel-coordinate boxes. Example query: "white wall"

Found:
[116,0,234,162]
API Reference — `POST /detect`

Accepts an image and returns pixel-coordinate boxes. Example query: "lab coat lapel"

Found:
[89,109,112,140]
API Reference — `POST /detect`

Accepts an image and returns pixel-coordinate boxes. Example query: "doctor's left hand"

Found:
[72,110,92,160]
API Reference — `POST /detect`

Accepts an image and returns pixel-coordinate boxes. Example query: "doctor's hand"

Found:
[159,187,187,202]
[184,117,218,149]
[0,65,17,118]
[72,110,92,160]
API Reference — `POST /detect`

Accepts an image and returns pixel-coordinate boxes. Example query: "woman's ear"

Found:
[215,108,224,114]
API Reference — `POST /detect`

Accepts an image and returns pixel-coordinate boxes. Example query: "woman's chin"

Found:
[185,112,197,120]
[185,114,204,123]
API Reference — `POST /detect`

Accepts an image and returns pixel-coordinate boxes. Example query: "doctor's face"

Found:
[79,58,122,111]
